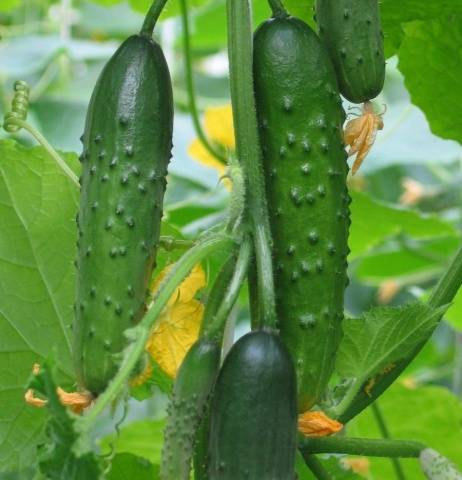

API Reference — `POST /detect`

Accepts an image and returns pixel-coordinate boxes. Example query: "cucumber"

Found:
[74,34,173,395]
[161,338,221,480]
[208,330,297,479]
[315,0,385,103]
[253,15,349,412]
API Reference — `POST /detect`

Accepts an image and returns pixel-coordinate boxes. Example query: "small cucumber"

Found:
[161,338,221,480]
[253,15,350,412]
[208,330,298,479]
[74,34,173,395]
[315,0,385,103]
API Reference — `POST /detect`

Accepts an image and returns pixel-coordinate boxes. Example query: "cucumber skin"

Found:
[161,339,221,480]
[74,34,173,395]
[208,331,298,479]
[315,0,385,103]
[253,17,349,412]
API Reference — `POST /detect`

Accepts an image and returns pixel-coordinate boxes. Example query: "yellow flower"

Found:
[342,457,370,477]
[146,264,206,378]
[298,411,343,437]
[188,104,235,189]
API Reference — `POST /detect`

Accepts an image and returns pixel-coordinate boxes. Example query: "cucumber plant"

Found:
[253,11,350,412]
[315,0,385,103]
[73,15,173,395]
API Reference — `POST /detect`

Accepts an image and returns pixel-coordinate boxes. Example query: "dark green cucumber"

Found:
[253,16,349,412]
[208,330,297,479]
[161,338,221,480]
[74,34,173,395]
[315,0,385,103]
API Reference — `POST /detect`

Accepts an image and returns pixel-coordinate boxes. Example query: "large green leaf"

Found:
[107,453,159,480]
[444,289,462,332]
[336,303,445,388]
[349,191,457,259]
[99,419,165,465]
[0,0,20,12]
[381,0,462,55]
[348,385,462,478]
[0,140,78,472]
[398,17,462,144]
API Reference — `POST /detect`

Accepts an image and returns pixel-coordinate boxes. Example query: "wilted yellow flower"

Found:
[146,264,206,378]
[298,411,343,437]
[377,280,400,304]
[188,104,234,189]
[400,177,426,206]
[343,457,370,477]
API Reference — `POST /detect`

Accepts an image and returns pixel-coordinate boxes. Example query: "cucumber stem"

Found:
[203,236,252,341]
[226,0,277,330]
[76,233,233,435]
[267,0,288,18]
[158,236,195,251]
[140,0,169,37]
[179,0,227,164]
[372,403,407,480]
[300,437,426,458]
[302,455,333,480]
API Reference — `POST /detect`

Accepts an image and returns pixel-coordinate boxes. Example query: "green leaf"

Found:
[349,191,457,259]
[444,288,462,331]
[29,361,102,479]
[348,384,462,478]
[107,453,159,480]
[0,0,21,12]
[99,419,165,465]
[381,0,462,55]
[420,449,462,480]
[398,17,462,144]
[87,0,123,6]
[0,140,78,472]
[336,302,445,385]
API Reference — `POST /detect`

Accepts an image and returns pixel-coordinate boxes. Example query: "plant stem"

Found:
[158,236,195,251]
[338,245,462,424]
[12,119,79,188]
[267,0,288,17]
[204,236,252,341]
[179,0,226,164]
[300,437,425,458]
[140,0,169,37]
[77,234,233,433]
[302,454,332,480]
[227,0,277,330]
[372,403,406,480]
[428,246,462,309]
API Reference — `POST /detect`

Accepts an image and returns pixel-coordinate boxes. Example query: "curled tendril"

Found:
[3,80,30,133]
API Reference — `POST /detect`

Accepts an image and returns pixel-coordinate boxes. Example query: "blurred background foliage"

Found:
[1,0,462,478]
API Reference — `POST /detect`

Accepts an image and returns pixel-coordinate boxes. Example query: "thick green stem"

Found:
[227,0,277,330]
[372,403,406,480]
[268,0,288,17]
[159,236,195,251]
[302,454,332,480]
[179,0,226,163]
[204,237,252,341]
[8,118,79,188]
[338,245,462,423]
[140,0,169,37]
[77,234,233,433]
[300,437,425,459]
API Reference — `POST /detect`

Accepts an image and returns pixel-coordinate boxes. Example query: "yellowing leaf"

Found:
[146,264,207,378]
[204,104,235,149]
